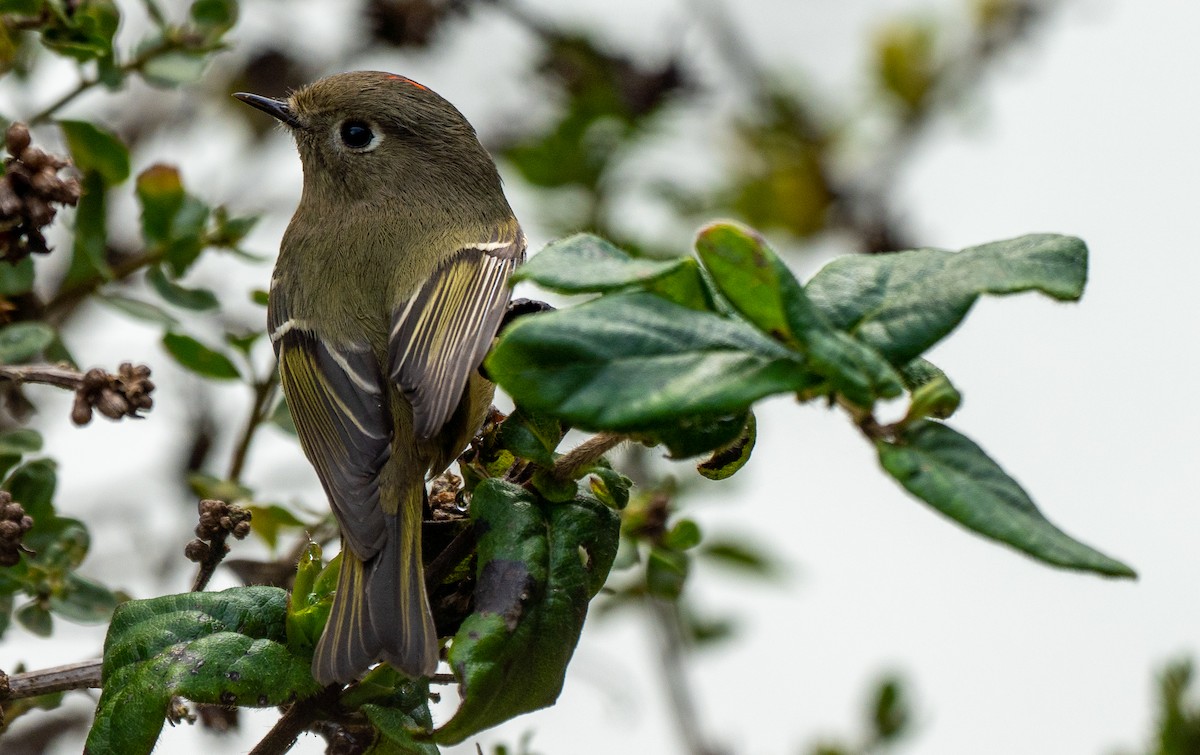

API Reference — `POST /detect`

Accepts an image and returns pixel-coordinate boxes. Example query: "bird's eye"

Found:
[339,120,378,151]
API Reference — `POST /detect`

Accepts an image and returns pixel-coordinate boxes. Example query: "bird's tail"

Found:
[312,489,437,685]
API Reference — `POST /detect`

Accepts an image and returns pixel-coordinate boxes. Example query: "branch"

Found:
[0,362,154,425]
[248,684,341,755]
[647,599,726,755]
[0,659,103,701]
[551,432,627,481]
[228,371,279,484]
[187,499,252,592]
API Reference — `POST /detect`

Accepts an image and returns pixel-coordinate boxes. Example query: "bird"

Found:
[235,71,525,685]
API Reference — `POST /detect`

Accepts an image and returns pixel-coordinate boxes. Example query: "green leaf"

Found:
[435,480,619,744]
[63,171,112,286]
[497,407,564,467]
[698,538,778,578]
[49,573,118,623]
[59,120,129,185]
[245,504,306,551]
[694,222,817,346]
[0,257,35,296]
[141,50,210,87]
[0,428,42,455]
[162,332,241,380]
[877,420,1135,578]
[135,164,184,246]
[190,0,237,33]
[16,600,52,636]
[586,464,631,510]
[0,321,54,363]
[286,545,336,656]
[86,586,321,755]
[269,395,297,435]
[250,289,270,307]
[0,0,43,15]
[362,699,438,755]
[146,265,218,310]
[904,372,961,422]
[6,457,57,519]
[515,233,697,294]
[805,234,1088,365]
[635,411,750,459]
[697,413,756,480]
[40,0,119,62]
[646,545,688,599]
[98,295,179,327]
[665,519,701,550]
[487,292,808,431]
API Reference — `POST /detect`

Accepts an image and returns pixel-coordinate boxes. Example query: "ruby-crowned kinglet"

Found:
[235,71,525,685]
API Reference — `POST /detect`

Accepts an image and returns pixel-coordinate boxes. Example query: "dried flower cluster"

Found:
[71,363,155,426]
[429,471,463,520]
[184,499,251,563]
[0,123,82,262]
[0,491,34,567]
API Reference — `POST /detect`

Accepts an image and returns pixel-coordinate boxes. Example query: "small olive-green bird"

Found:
[235,72,524,685]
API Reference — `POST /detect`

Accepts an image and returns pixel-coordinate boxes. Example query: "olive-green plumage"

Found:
[235,72,524,685]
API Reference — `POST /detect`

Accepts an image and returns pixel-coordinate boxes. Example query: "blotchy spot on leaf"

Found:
[475,559,535,631]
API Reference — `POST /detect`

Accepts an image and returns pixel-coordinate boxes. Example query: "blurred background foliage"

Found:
[0,0,1183,753]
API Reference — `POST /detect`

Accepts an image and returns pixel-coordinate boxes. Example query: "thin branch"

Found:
[248,684,341,755]
[0,659,102,701]
[28,38,188,125]
[43,249,163,321]
[229,371,279,484]
[551,432,627,481]
[0,364,86,391]
[423,524,476,593]
[647,599,725,755]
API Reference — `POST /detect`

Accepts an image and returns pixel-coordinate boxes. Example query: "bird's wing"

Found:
[270,287,391,560]
[389,227,525,440]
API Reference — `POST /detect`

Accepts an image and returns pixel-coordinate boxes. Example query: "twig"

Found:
[248,684,341,755]
[551,432,626,481]
[0,364,85,391]
[228,372,279,483]
[28,38,186,124]
[647,599,725,755]
[0,659,103,701]
[423,524,476,592]
[43,250,163,321]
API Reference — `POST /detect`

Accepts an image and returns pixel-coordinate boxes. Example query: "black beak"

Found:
[233,92,302,129]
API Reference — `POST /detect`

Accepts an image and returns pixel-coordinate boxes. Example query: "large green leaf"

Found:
[435,479,619,744]
[805,234,1088,365]
[486,292,808,430]
[86,586,320,755]
[63,171,112,287]
[877,420,1134,578]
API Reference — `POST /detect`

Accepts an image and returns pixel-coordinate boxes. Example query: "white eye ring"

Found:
[337,119,383,152]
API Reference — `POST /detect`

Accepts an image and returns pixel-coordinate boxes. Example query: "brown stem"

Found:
[229,372,279,484]
[28,38,185,125]
[551,432,626,481]
[248,684,341,755]
[43,250,163,322]
[648,599,726,755]
[0,364,88,390]
[0,659,103,701]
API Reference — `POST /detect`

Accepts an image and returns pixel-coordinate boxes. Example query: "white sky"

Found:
[2,1,1196,754]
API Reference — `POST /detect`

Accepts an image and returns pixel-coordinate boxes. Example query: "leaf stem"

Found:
[647,598,725,755]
